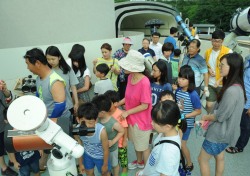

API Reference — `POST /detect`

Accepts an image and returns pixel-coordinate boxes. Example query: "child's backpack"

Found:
[154,140,191,176]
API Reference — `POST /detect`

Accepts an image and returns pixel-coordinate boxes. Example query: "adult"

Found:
[24,48,70,118]
[118,50,152,170]
[68,44,92,103]
[113,37,133,99]
[225,55,250,154]
[181,39,209,95]
[204,30,232,113]
[138,38,156,61]
[198,53,246,176]
[149,32,162,60]
[189,23,196,37]
[0,81,18,176]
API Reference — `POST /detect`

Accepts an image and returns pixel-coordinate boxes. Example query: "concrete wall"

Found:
[0,0,116,49]
[0,31,144,97]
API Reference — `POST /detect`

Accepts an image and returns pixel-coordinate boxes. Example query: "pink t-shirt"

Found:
[125,75,153,131]
[112,108,128,148]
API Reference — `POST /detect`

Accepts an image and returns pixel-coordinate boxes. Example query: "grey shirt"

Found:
[205,85,245,146]
[94,79,114,95]
[53,68,79,109]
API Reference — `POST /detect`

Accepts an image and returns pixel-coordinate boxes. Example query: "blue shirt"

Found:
[244,67,250,109]
[15,150,40,166]
[175,88,201,128]
[181,54,208,87]
[138,48,156,58]
[151,82,172,106]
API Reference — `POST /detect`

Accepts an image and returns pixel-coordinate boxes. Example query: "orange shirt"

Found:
[112,108,128,147]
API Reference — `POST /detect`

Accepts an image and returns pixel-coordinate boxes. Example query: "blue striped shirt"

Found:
[175,88,201,128]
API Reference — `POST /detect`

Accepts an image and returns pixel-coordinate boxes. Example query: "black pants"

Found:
[236,109,250,150]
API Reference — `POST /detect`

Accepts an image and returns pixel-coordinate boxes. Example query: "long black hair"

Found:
[68,44,87,77]
[152,60,168,85]
[217,53,246,103]
[152,100,187,132]
[178,65,196,92]
[45,46,70,74]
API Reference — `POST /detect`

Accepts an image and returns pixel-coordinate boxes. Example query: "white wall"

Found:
[0,31,144,97]
[0,0,116,49]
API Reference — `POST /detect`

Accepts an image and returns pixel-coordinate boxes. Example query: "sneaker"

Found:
[128,160,138,170]
[1,167,18,176]
[137,160,145,169]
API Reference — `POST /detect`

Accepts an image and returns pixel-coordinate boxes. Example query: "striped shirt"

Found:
[80,123,104,159]
[175,88,201,128]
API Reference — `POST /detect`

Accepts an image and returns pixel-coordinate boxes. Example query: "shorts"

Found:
[110,148,119,167]
[182,127,192,141]
[83,152,111,174]
[19,159,40,176]
[128,124,151,151]
[202,139,228,156]
[0,131,5,156]
[206,85,222,102]
[118,147,128,168]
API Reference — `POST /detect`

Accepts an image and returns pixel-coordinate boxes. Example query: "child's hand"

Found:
[101,165,109,176]
[78,164,85,174]
[122,139,127,148]
[13,161,20,170]
[110,65,115,72]
[209,68,215,77]
[108,140,113,147]
[172,84,178,91]
[39,150,44,157]
[93,58,98,66]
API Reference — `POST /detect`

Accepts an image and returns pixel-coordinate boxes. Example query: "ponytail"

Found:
[177,118,187,133]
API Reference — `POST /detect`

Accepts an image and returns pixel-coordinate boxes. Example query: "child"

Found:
[9,150,42,176]
[74,102,111,176]
[158,42,174,84]
[68,44,92,103]
[136,100,187,176]
[151,60,172,106]
[175,65,201,172]
[104,90,128,176]
[92,95,124,176]
[160,90,175,102]
[45,46,79,114]
[94,63,114,95]
[171,48,181,83]
[93,43,120,91]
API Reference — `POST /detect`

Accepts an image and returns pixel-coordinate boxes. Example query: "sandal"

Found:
[225,147,243,154]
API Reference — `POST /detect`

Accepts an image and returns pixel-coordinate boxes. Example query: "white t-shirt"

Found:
[94,78,114,95]
[150,42,163,60]
[208,49,232,86]
[66,59,91,78]
[139,133,181,176]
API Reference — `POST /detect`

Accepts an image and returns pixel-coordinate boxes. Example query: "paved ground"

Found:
[4,106,250,176]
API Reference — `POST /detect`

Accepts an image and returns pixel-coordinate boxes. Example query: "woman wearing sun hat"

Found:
[118,50,153,170]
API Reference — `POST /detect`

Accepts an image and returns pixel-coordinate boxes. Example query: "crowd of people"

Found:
[0,28,249,176]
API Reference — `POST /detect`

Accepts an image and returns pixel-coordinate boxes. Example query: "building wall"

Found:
[0,0,116,49]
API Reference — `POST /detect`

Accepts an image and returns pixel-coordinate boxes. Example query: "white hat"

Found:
[122,37,133,45]
[118,50,145,72]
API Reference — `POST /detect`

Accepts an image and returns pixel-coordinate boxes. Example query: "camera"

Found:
[22,75,36,93]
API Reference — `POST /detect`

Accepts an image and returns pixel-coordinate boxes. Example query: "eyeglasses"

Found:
[212,39,223,43]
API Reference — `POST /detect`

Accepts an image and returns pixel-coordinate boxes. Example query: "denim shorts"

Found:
[19,159,40,176]
[182,127,192,141]
[202,139,228,156]
[83,152,111,173]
